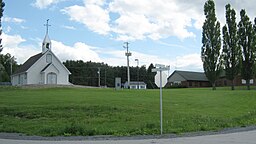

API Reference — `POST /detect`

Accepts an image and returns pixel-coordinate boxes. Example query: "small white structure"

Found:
[124,81,147,89]
[11,20,71,86]
[115,77,121,90]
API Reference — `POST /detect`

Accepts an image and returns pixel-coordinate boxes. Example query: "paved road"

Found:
[1,130,256,144]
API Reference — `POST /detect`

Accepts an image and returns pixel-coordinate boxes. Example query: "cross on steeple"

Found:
[42,19,52,53]
[44,19,51,34]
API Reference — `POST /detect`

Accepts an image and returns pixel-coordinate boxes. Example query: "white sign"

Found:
[155,71,168,87]
[152,67,169,72]
[155,64,165,68]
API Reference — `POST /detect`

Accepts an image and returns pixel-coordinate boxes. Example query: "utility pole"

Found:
[10,56,15,82]
[124,42,131,89]
[98,67,101,87]
[167,65,170,77]
[104,68,107,87]
[135,59,139,89]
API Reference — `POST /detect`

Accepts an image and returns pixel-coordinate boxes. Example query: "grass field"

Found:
[1,86,256,136]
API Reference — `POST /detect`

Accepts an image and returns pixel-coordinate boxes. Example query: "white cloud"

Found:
[61,0,256,41]
[21,26,29,29]
[2,33,25,48]
[32,0,63,9]
[1,33,40,64]
[109,0,198,40]
[5,26,12,33]
[3,16,26,23]
[61,1,110,35]
[51,41,101,62]
[62,0,201,41]
[85,0,105,6]
[61,25,76,30]
[175,53,203,72]
[1,33,101,64]
[111,12,159,41]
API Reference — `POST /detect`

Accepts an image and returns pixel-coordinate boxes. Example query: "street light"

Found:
[135,59,139,89]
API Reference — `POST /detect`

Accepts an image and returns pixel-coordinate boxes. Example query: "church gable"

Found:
[27,51,69,75]
[45,51,71,74]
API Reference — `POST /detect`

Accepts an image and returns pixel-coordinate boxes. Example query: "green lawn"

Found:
[1,86,256,136]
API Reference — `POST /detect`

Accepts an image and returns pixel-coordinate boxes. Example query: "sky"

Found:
[2,0,256,73]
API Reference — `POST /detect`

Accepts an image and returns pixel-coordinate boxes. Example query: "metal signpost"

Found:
[152,64,170,135]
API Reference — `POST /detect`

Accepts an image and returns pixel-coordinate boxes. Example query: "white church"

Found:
[11,20,71,86]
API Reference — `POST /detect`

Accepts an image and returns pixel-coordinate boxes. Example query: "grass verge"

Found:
[1,86,256,136]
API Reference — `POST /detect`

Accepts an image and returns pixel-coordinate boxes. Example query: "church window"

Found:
[46,54,52,63]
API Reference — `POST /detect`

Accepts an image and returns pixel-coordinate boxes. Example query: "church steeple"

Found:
[42,19,51,53]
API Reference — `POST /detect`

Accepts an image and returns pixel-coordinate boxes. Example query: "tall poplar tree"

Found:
[0,0,5,82]
[238,9,256,90]
[222,4,241,90]
[201,0,222,90]
[0,0,5,53]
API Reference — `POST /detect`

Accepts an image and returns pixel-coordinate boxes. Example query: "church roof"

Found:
[13,53,43,75]
[168,70,209,82]
[41,63,51,72]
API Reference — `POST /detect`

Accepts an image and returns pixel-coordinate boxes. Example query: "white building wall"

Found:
[129,84,146,89]
[11,73,27,86]
[26,54,48,84]
[50,53,70,85]
[11,75,19,85]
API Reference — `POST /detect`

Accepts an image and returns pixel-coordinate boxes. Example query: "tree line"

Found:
[63,60,157,88]
[202,0,256,90]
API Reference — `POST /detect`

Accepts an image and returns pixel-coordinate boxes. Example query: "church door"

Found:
[47,72,57,84]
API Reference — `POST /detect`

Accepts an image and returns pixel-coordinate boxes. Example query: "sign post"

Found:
[152,64,169,135]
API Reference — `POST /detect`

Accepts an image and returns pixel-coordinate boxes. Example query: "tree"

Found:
[146,63,157,89]
[0,0,5,53]
[222,4,241,90]
[0,0,5,81]
[201,0,222,90]
[238,9,256,90]
[0,53,18,82]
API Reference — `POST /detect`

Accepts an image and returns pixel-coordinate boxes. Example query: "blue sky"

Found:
[2,0,256,72]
